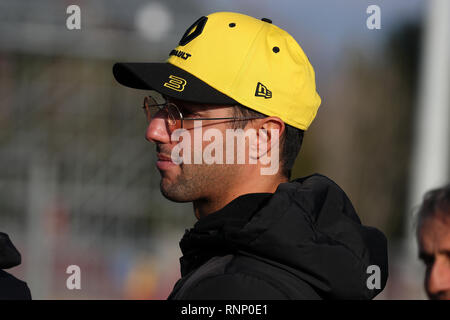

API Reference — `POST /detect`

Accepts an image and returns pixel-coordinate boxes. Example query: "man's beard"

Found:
[159,162,236,203]
[160,163,211,202]
[160,165,196,202]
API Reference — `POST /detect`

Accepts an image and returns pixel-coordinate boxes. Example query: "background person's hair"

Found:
[231,104,304,179]
[415,183,450,236]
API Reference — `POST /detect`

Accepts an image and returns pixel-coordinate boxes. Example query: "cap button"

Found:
[261,18,272,23]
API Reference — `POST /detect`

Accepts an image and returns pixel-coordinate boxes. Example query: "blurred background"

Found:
[0,0,448,299]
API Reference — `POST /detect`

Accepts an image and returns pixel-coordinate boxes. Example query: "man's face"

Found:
[418,213,450,300]
[145,98,245,204]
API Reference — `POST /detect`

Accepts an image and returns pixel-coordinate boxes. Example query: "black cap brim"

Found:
[113,62,237,105]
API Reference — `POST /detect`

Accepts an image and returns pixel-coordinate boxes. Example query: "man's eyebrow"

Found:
[418,251,434,262]
[438,249,450,256]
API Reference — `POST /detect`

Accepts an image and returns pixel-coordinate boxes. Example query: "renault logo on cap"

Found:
[255,82,272,99]
[164,75,187,92]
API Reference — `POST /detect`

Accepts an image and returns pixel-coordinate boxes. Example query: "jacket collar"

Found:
[178,193,273,276]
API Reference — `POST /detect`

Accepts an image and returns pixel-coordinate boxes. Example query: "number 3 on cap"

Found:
[179,16,208,46]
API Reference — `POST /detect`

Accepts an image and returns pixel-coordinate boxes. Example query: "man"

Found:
[0,232,32,299]
[113,11,388,299]
[416,184,450,300]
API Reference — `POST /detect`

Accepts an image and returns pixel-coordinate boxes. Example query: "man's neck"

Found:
[193,175,288,220]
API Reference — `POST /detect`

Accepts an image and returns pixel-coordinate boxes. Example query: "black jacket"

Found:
[168,174,388,299]
[0,232,32,300]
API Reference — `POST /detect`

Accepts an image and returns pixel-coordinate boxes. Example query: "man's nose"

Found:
[427,257,450,298]
[145,117,171,144]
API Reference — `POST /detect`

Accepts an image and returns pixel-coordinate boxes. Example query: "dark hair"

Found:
[231,104,304,179]
[415,183,450,234]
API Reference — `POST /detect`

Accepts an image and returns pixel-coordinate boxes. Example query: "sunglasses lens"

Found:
[143,98,182,131]
[143,96,160,123]
[166,103,181,129]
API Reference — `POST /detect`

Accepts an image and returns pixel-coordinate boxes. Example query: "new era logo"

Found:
[255,82,272,99]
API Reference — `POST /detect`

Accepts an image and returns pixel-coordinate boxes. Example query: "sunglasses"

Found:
[142,96,264,131]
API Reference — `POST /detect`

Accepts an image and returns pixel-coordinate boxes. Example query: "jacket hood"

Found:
[0,232,22,269]
[179,173,388,299]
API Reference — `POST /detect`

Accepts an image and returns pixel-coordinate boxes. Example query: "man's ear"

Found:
[257,117,284,157]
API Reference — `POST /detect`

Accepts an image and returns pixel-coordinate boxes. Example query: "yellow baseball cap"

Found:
[113,11,321,130]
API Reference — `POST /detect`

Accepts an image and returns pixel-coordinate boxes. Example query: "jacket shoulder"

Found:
[226,253,322,299]
[174,253,321,300]
[185,272,288,299]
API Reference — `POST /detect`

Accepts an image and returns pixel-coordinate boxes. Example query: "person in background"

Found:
[416,183,450,300]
